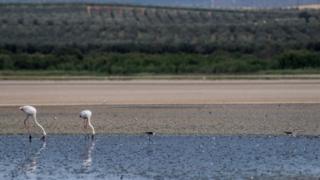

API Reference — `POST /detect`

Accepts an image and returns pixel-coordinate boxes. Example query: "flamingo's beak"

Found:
[19,107,23,111]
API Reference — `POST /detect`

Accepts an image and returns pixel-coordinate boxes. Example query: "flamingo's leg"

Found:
[85,119,88,129]
[27,119,31,135]
[24,116,30,134]
[83,119,88,129]
[24,115,32,140]
[23,116,27,129]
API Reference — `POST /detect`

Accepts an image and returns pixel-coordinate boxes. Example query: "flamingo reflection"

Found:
[23,141,47,173]
[81,139,95,170]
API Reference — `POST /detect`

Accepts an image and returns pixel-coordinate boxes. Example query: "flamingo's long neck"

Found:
[88,117,95,135]
[33,114,47,136]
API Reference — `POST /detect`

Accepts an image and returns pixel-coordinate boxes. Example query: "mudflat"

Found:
[0,80,320,135]
[1,104,320,135]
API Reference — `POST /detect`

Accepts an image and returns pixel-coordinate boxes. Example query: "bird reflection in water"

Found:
[81,138,95,171]
[23,141,47,174]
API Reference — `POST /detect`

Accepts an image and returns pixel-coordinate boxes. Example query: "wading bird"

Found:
[80,110,95,139]
[19,105,46,141]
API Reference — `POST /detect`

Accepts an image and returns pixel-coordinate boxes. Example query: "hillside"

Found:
[1,4,319,52]
[0,4,320,75]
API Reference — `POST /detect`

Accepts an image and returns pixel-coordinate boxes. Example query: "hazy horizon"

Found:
[0,0,319,9]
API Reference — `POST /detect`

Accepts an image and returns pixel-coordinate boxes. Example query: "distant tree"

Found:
[0,54,13,70]
[299,11,312,23]
[17,18,24,25]
[46,20,54,26]
[32,19,40,26]
[1,19,8,24]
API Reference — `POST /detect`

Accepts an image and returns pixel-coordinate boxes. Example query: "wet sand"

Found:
[1,104,320,135]
[1,80,320,135]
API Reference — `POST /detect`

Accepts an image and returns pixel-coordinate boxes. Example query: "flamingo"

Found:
[19,105,46,141]
[80,110,95,139]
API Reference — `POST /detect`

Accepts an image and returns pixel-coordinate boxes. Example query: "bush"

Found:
[1,49,320,75]
[0,54,14,70]
[277,50,320,69]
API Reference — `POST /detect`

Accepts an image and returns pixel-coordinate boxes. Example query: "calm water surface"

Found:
[1,135,320,179]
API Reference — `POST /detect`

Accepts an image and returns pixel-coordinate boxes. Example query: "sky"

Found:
[0,0,319,8]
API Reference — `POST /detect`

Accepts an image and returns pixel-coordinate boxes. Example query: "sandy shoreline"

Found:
[1,80,320,106]
[1,104,320,135]
[1,80,320,135]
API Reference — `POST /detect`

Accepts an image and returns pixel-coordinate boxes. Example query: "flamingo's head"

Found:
[80,110,92,120]
[80,115,89,121]
[19,106,24,111]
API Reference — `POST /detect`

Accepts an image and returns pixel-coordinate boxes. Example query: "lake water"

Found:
[1,135,320,179]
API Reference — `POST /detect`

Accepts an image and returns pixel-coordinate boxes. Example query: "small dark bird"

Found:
[284,131,293,135]
[145,132,155,143]
[145,132,155,135]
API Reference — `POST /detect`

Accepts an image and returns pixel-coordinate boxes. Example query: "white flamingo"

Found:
[80,110,95,138]
[19,105,46,141]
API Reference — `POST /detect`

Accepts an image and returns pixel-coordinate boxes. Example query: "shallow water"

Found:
[1,135,320,179]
